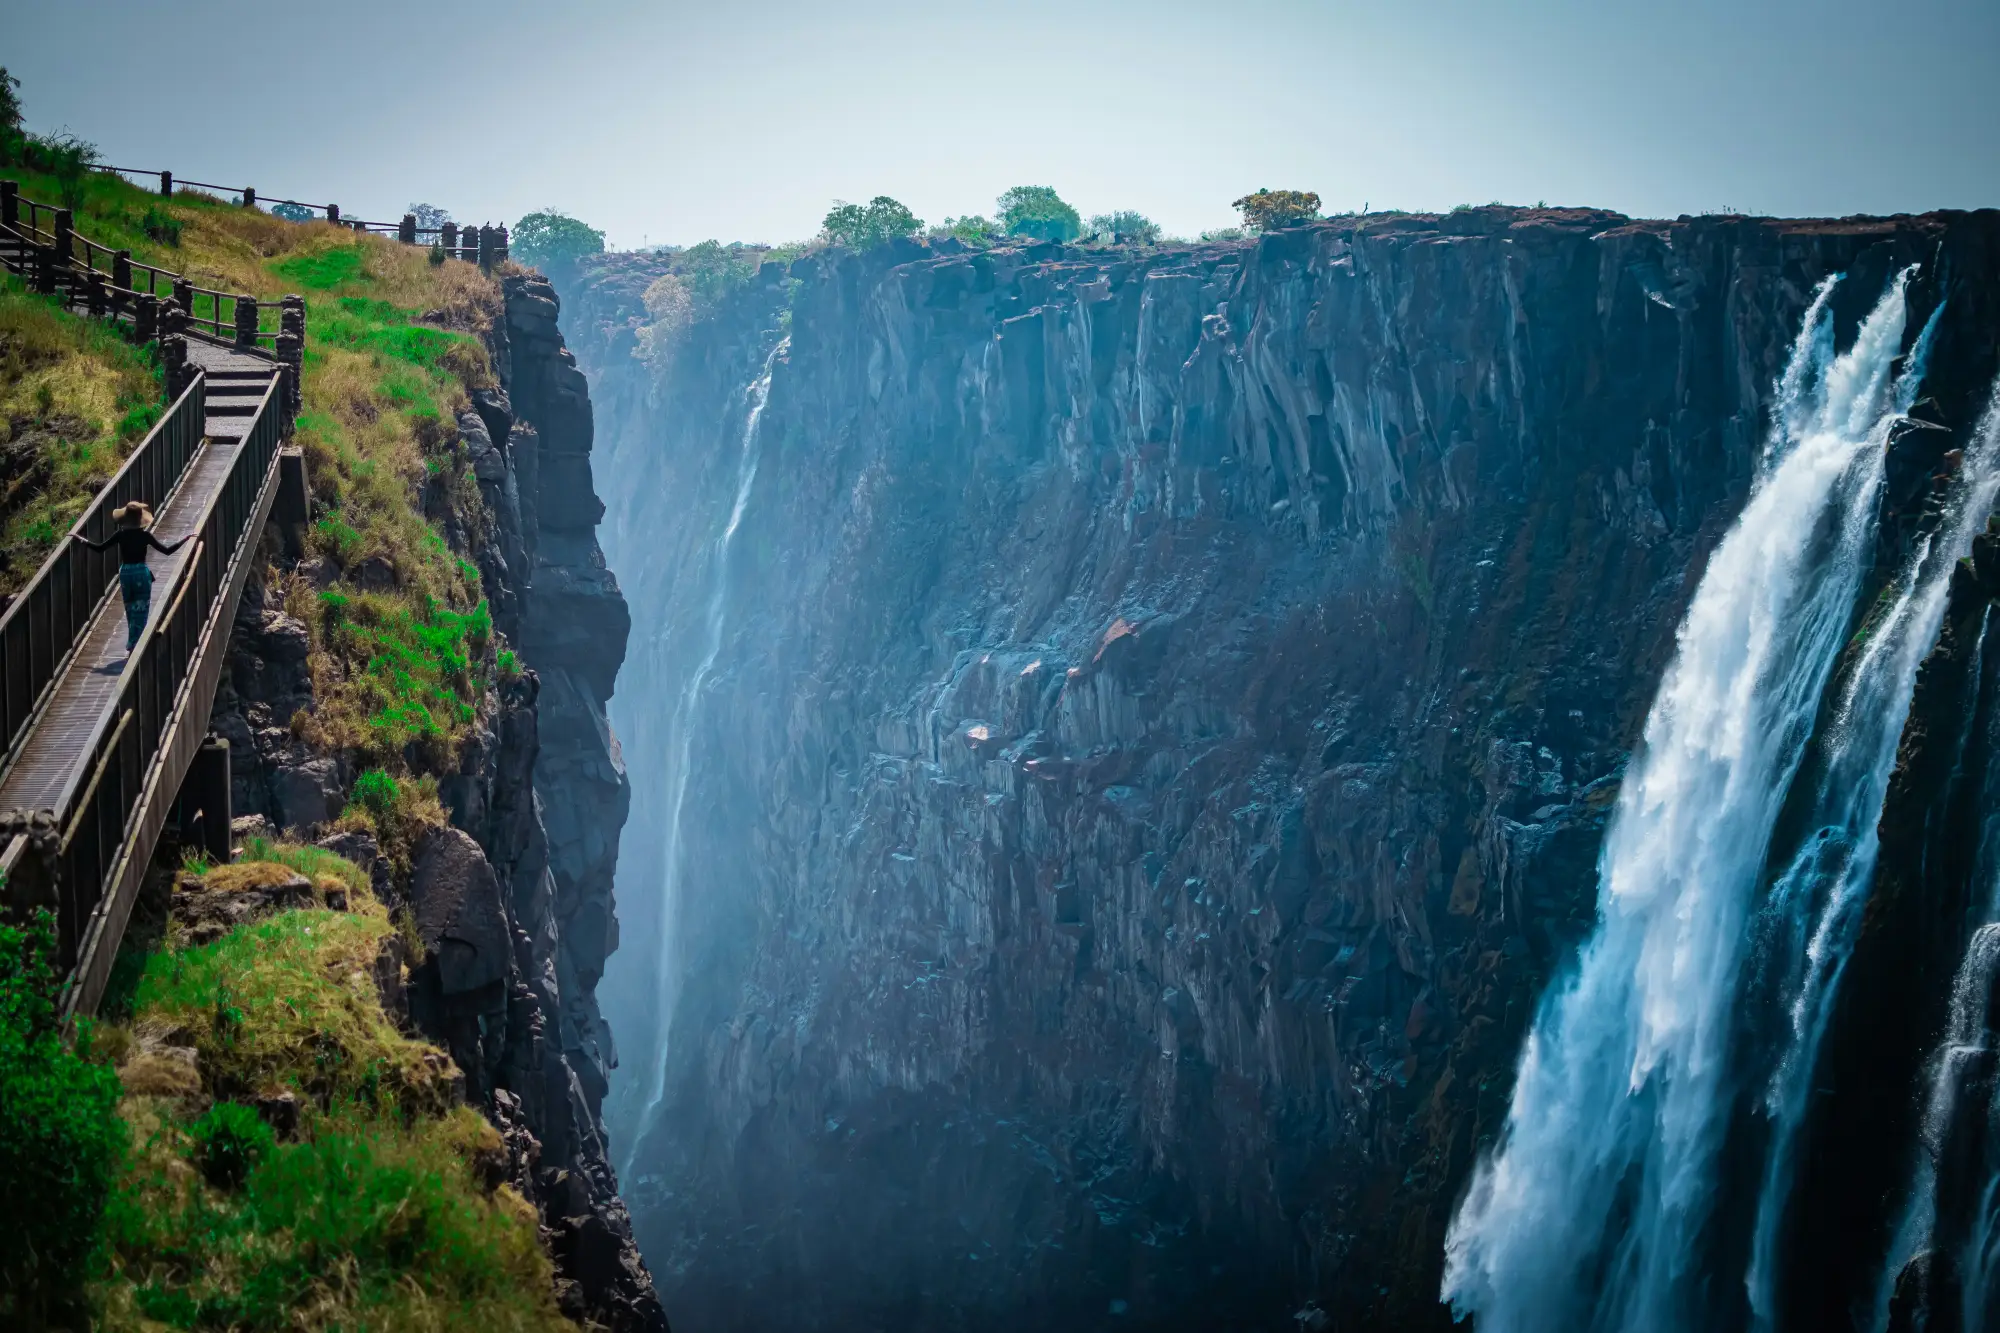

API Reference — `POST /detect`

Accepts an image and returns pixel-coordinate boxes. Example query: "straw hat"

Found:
[113,501,154,529]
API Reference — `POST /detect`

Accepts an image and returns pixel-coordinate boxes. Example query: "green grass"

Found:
[102,1099,563,1333]
[0,275,165,592]
[6,112,568,1333]
[96,864,565,1331]
[0,911,125,1328]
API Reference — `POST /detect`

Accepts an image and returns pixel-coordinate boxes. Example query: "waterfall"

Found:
[1744,342,1995,1330]
[604,340,785,1179]
[1867,386,2000,1332]
[1442,269,1925,1333]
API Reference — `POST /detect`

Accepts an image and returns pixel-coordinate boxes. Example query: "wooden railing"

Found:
[0,378,288,1017]
[92,164,509,265]
[0,179,306,390]
[0,376,207,765]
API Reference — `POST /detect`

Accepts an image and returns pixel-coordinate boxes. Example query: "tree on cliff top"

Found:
[408,202,453,230]
[1232,189,1321,231]
[1088,210,1162,246]
[822,196,923,249]
[998,186,1082,243]
[0,69,20,136]
[512,209,606,272]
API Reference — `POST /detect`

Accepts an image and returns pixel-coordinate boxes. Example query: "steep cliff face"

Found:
[565,209,2000,1330]
[213,275,660,1330]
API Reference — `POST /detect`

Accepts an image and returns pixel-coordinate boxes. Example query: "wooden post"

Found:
[162,334,189,397]
[136,294,158,342]
[33,246,55,295]
[160,170,172,197]
[441,221,458,254]
[86,270,107,318]
[112,248,132,290]
[234,294,259,348]
[496,225,509,264]
[243,187,256,210]
[53,209,73,263]
[399,213,417,245]
[477,224,493,271]
[275,447,310,555]
[327,203,340,225]
[171,277,194,323]
[0,180,16,228]
[178,737,232,866]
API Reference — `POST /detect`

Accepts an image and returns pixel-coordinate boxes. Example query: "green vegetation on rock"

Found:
[1232,188,1322,231]
[510,208,605,272]
[1088,210,1162,245]
[89,846,569,1332]
[821,196,923,249]
[997,185,1082,243]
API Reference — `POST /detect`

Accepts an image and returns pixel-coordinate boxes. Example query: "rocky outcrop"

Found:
[209,274,658,1330]
[564,208,2000,1330]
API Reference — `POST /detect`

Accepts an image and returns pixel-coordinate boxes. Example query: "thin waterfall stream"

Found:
[616,340,785,1177]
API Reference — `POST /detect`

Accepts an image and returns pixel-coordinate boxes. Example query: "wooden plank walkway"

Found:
[0,352,277,815]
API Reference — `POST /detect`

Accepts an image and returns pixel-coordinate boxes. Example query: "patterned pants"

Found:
[119,562,153,650]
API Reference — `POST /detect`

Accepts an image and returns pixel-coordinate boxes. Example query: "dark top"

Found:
[77,527,187,565]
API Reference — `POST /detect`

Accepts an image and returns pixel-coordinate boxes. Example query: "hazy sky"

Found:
[7,0,1996,248]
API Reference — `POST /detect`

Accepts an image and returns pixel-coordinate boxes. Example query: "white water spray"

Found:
[618,341,785,1178]
[1443,270,1923,1333]
[1744,336,1997,1331]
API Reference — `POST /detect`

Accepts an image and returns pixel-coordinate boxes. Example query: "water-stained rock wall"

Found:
[565,208,2000,1331]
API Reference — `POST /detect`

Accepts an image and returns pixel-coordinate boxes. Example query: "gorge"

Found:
[549,206,2000,1332]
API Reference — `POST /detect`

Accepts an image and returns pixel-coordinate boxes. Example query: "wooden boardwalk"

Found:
[0,348,275,816]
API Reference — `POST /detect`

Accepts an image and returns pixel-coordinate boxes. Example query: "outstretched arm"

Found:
[146,532,188,555]
[72,532,117,552]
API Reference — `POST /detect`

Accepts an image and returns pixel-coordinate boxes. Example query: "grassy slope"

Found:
[0,172,564,1327]
[0,278,163,591]
[95,842,568,1332]
[0,163,508,764]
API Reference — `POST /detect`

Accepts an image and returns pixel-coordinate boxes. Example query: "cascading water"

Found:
[1442,268,1927,1332]
[603,341,785,1179]
[1863,387,2000,1333]
[1743,346,1998,1331]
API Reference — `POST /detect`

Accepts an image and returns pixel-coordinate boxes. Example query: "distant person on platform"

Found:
[73,502,189,651]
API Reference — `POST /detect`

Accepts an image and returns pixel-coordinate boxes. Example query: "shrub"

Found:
[428,240,446,267]
[821,196,923,249]
[932,215,999,246]
[511,209,605,272]
[677,240,758,311]
[138,205,181,246]
[189,1101,274,1190]
[0,910,124,1326]
[997,185,1082,243]
[1232,188,1321,231]
[348,769,401,822]
[1088,210,1161,246]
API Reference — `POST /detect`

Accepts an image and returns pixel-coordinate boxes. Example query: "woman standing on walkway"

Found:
[73,502,188,651]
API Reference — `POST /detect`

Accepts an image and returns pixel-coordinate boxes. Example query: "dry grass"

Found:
[0,276,162,591]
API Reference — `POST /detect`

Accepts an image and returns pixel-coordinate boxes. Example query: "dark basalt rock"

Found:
[207,272,662,1329]
[565,208,2000,1331]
